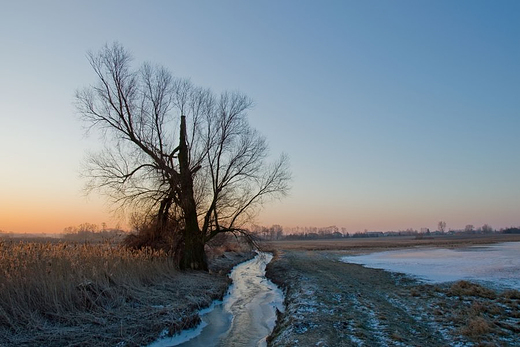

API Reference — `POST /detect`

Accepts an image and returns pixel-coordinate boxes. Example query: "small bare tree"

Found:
[481,224,493,234]
[437,221,446,233]
[464,224,475,233]
[75,43,291,270]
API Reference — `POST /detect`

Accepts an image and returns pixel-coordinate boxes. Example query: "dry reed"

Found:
[0,239,250,346]
[0,240,207,346]
[0,240,176,322]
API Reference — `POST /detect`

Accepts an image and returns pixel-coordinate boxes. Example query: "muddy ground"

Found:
[265,236,520,346]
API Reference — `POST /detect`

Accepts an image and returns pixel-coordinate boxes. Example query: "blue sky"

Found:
[1,1,519,233]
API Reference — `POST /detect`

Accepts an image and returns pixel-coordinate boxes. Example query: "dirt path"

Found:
[266,250,520,346]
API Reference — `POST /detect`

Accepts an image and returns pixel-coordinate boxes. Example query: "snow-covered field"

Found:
[341,241,520,289]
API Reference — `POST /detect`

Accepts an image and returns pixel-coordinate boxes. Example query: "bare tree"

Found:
[75,43,291,270]
[437,221,446,233]
[464,224,475,233]
[481,224,493,234]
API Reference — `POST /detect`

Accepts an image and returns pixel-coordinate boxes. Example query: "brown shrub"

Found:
[449,281,496,299]
[501,289,520,300]
[461,317,492,338]
[469,301,485,315]
[206,234,251,261]
[123,218,181,255]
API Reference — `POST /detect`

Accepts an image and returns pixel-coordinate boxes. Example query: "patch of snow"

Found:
[341,242,520,289]
[364,303,390,346]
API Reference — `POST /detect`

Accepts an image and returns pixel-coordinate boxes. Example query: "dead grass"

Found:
[0,240,175,326]
[0,239,247,346]
[461,317,492,338]
[449,281,496,299]
[267,249,520,346]
[501,289,520,300]
[262,234,520,253]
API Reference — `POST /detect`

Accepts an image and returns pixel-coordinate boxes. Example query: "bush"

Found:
[461,317,492,338]
[449,281,496,299]
[123,217,181,254]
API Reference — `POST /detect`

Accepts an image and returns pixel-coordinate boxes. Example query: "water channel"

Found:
[149,252,284,347]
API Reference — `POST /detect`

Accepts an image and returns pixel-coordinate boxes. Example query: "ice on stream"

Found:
[341,241,520,289]
[149,252,284,347]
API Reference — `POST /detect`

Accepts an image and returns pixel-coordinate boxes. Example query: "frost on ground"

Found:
[0,251,253,347]
[266,250,520,347]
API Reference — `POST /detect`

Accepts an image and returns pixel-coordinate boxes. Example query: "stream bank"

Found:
[150,252,284,347]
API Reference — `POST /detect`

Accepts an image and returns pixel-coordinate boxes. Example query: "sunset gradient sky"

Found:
[1,1,519,234]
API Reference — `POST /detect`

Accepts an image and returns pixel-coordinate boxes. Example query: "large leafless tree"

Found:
[75,43,291,270]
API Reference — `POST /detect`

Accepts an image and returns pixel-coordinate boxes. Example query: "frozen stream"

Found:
[341,241,520,289]
[149,252,284,347]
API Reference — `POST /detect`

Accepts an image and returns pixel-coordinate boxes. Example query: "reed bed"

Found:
[0,240,172,325]
[0,240,240,346]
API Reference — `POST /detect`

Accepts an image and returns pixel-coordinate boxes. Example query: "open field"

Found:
[0,239,252,346]
[262,233,520,253]
[3,235,519,346]
[265,235,520,346]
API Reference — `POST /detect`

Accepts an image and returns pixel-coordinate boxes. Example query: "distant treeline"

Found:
[250,224,520,241]
[3,224,519,243]
[503,227,520,234]
[61,223,126,242]
[0,223,126,242]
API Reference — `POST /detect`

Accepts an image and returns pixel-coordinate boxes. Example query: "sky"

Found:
[1,1,519,234]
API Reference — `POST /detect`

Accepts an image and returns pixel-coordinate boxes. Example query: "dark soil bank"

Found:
[266,250,520,346]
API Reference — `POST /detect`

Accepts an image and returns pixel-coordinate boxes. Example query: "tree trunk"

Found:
[178,115,208,271]
[154,197,170,241]
[180,230,207,271]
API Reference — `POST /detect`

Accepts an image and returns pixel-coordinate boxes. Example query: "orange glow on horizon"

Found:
[0,197,115,235]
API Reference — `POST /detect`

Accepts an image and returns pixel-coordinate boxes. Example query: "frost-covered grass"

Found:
[0,239,248,346]
[266,249,520,347]
[0,240,176,327]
